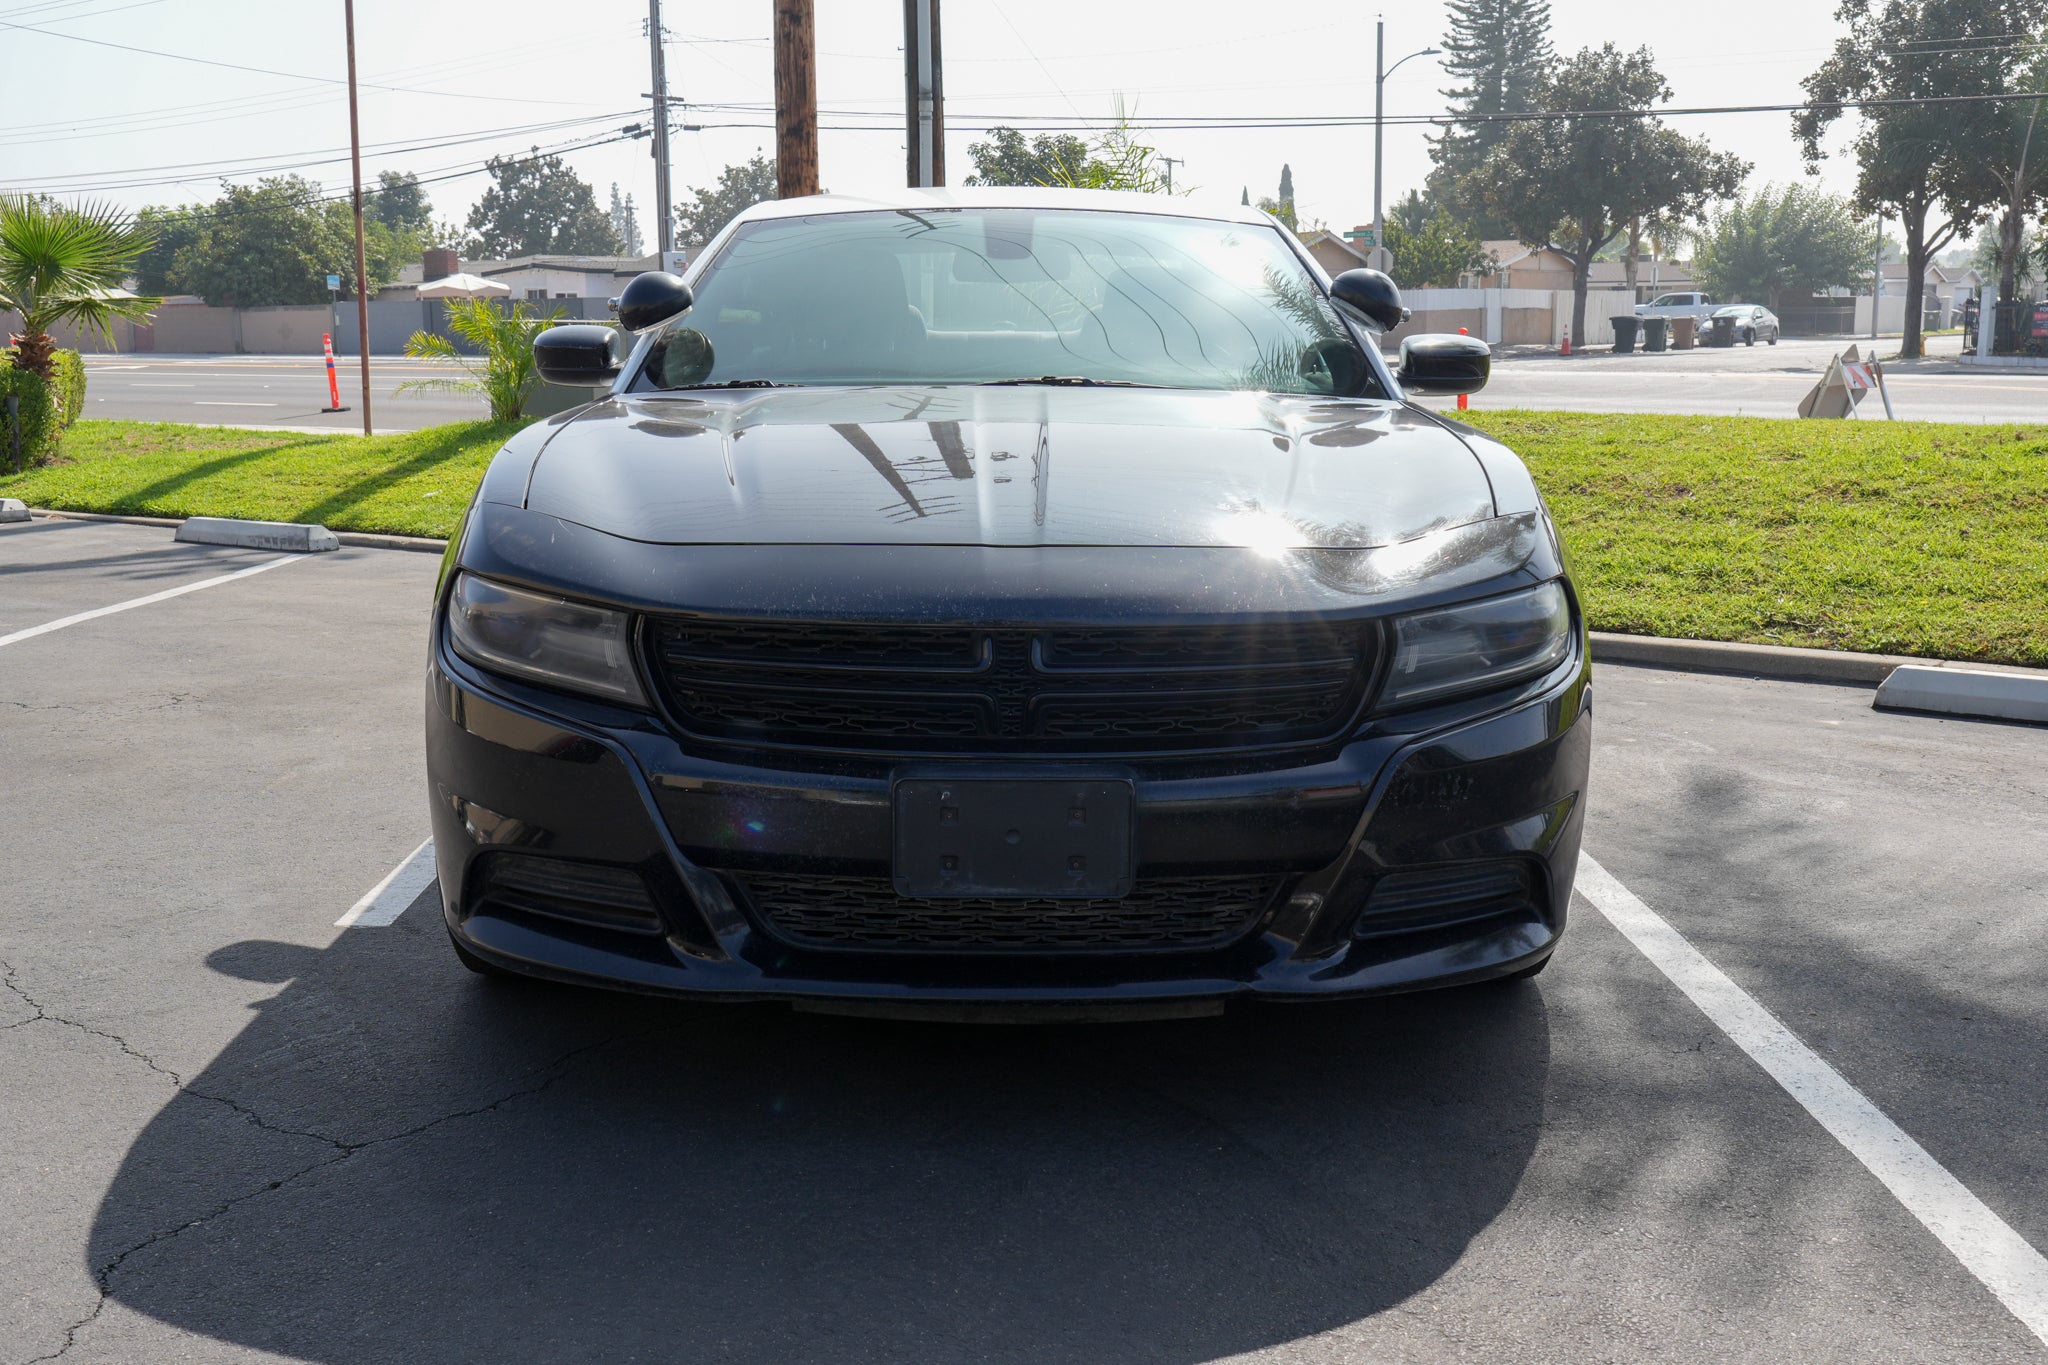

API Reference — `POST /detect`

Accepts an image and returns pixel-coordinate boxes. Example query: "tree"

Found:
[1977,52,2048,308]
[608,183,645,256]
[1429,0,1556,235]
[674,153,778,248]
[167,176,358,307]
[1690,185,1873,310]
[132,203,206,295]
[465,151,622,258]
[1389,188,1436,235]
[1256,166,1299,231]
[1383,210,1497,287]
[964,128,1092,187]
[1477,44,1749,347]
[1043,105,1177,194]
[371,170,431,235]
[1793,0,2048,357]
[398,297,565,422]
[0,195,157,379]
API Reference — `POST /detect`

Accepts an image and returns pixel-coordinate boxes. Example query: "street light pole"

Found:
[1371,20,1438,275]
[343,0,371,435]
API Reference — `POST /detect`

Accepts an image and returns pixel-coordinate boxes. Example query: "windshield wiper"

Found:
[978,376,1167,388]
[667,378,800,390]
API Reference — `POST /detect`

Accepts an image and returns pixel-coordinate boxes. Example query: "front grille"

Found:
[471,854,665,935]
[735,872,1279,952]
[1352,862,1540,939]
[647,618,1371,754]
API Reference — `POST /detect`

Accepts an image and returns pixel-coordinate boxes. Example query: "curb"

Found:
[1591,632,2048,685]
[176,516,340,553]
[32,508,447,553]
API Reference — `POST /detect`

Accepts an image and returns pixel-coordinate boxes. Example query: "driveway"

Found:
[3,518,2044,1362]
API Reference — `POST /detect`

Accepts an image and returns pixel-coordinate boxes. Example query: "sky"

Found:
[3,0,1884,253]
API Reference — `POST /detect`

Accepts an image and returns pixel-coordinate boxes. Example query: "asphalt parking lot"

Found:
[4,517,2046,1363]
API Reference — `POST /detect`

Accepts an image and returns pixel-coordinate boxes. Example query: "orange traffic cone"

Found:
[1457,327,1470,409]
[1561,327,1572,357]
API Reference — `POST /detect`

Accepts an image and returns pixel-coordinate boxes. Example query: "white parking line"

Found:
[193,401,279,407]
[1576,851,2048,1347]
[337,839,437,927]
[0,555,300,648]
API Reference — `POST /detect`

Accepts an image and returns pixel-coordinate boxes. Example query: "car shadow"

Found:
[90,914,1550,1363]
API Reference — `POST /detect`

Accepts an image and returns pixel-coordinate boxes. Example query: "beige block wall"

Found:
[1,311,144,353]
[237,306,332,355]
[152,305,239,353]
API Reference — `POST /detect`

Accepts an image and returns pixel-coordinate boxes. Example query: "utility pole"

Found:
[1159,155,1182,195]
[904,0,944,187]
[774,0,819,197]
[647,0,674,261]
[343,0,372,435]
[1871,214,1882,342]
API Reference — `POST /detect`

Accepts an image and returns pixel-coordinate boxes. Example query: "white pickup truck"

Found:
[1634,292,1719,322]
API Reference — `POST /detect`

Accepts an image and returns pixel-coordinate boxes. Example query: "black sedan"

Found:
[425,188,1590,1014]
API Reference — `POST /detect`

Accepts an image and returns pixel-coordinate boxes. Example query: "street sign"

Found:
[326,274,342,291]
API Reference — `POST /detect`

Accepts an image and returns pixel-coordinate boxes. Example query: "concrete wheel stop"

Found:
[1875,665,2048,724]
[174,517,341,553]
[0,498,29,524]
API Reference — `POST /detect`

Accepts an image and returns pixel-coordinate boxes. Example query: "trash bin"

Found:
[1672,315,1698,349]
[1709,314,1738,347]
[1642,317,1669,352]
[1611,315,1640,354]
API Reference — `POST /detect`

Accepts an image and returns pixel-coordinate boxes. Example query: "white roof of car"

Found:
[728,186,1274,228]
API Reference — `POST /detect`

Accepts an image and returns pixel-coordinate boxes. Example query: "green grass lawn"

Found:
[1460,411,2048,667]
[4,412,2045,666]
[0,419,527,539]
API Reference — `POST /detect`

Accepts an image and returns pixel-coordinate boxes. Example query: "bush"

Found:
[50,349,85,428]
[0,357,61,470]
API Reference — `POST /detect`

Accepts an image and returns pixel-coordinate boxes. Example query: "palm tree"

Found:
[0,195,157,379]
[398,297,568,422]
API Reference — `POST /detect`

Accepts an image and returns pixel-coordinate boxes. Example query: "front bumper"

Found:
[426,636,1591,1005]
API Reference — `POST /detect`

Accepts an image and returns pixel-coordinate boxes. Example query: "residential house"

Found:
[380,248,666,302]
[1300,228,1372,280]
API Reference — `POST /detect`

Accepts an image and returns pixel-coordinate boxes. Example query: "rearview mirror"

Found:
[533,324,623,388]
[1329,268,1407,333]
[1398,333,1490,396]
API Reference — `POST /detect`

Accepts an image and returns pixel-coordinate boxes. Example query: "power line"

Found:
[0,13,611,106]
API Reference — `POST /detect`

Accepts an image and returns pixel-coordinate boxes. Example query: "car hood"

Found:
[517,387,1498,549]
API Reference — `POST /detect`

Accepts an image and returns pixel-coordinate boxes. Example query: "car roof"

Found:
[725,186,1277,229]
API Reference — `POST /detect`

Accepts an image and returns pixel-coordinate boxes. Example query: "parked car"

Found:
[425,188,1590,1014]
[1634,291,1718,324]
[1712,304,1780,346]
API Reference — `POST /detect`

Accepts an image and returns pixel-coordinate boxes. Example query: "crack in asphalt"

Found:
[4,956,648,1363]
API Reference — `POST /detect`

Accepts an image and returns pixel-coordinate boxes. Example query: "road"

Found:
[80,354,486,432]
[4,515,2046,1362]
[1413,334,2047,423]
[86,337,2044,430]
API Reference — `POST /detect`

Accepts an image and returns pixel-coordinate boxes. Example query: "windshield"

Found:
[635,208,1383,397]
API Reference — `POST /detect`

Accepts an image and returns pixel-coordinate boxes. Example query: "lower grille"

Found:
[471,854,665,935]
[735,872,1278,953]
[1352,862,1540,939]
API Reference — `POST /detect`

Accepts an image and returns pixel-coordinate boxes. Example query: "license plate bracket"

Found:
[892,777,1135,899]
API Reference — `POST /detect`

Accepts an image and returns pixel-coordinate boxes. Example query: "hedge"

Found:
[50,349,85,428]
[0,356,60,470]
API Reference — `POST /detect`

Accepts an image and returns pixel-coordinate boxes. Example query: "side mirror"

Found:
[1329,268,1407,333]
[1398,333,1490,396]
[533,324,623,388]
[616,271,693,333]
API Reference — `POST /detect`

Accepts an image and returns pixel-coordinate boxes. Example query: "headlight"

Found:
[446,572,647,707]
[1378,581,1571,708]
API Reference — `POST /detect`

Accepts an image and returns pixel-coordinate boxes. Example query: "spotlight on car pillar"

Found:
[1330,268,1407,333]
[616,272,694,334]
